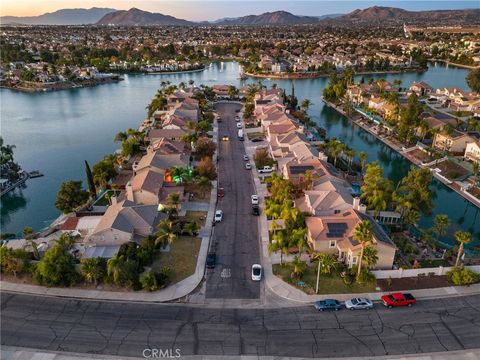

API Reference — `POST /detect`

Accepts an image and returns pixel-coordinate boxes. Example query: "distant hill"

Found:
[0,7,116,25]
[215,11,320,25]
[332,6,480,25]
[96,8,193,26]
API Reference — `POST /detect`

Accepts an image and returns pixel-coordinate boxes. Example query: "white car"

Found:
[243,155,249,161]
[214,210,223,222]
[251,264,262,281]
[245,162,252,170]
[236,123,242,129]
[345,297,374,310]
[251,195,259,205]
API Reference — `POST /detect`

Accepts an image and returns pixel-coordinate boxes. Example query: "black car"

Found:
[252,205,260,216]
[251,137,263,142]
[206,253,216,269]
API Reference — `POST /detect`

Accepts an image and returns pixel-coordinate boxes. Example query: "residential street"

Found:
[2,292,480,358]
[205,102,261,299]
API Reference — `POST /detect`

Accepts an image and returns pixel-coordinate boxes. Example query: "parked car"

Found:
[251,264,262,281]
[236,123,242,129]
[235,116,240,122]
[217,187,225,198]
[251,195,259,205]
[252,205,260,216]
[206,253,216,269]
[214,210,224,222]
[251,137,263,142]
[258,165,273,173]
[243,155,249,161]
[222,135,229,141]
[217,117,222,122]
[245,162,252,170]
[314,299,342,311]
[345,297,374,310]
[381,293,416,308]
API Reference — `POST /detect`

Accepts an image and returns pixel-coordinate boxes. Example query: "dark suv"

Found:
[252,205,260,216]
[206,253,216,269]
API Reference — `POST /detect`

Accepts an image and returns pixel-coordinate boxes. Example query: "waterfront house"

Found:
[147,128,192,142]
[433,130,477,154]
[409,81,433,96]
[126,169,164,205]
[368,96,385,111]
[87,198,162,247]
[295,184,353,216]
[464,140,480,164]
[134,150,189,177]
[305,208,396,270]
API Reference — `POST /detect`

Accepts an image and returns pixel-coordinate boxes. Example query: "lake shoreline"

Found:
[0,77,122,93]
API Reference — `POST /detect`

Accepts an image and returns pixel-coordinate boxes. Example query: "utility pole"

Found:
[316,260,322,294]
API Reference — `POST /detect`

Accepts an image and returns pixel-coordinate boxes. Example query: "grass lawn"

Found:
[182,211,207,228]
[184,182,211,202]
[273,263,377,295]
[151,236,201,284]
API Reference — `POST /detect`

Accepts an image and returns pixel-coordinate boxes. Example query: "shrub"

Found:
[447,267,480,286]
[140,272,158,292]
[155,266,172,288]
[357,269,376,284]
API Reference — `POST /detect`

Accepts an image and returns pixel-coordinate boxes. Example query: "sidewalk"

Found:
[244,135,480,304]
[0,122,220,304]
[3,346,480,360]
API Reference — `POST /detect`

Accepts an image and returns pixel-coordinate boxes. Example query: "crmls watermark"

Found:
[142,348,181,358]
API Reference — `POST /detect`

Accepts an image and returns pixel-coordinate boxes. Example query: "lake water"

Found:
[1,62,478,247]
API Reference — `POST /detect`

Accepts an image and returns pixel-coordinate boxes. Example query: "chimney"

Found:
[126,182,134,202]
[353,197,367,214]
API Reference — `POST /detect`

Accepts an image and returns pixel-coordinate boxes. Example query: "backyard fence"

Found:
[371,265,480,279]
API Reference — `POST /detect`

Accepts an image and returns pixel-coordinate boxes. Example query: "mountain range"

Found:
[0,7,115,25]
[1,6,479,26]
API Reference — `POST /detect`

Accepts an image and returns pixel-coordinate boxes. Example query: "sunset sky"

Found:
[1,0,478,20]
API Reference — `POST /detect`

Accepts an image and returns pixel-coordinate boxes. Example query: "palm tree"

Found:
[188,79,195,86]
[312,252,338,275]
[196,176,211,197]
[291,255,306,279]
[454,231,472,267]
[300,99,312,112]
[359,151,368,173]
[353,220,374,280]
[155,219,178,249]
[290,228,307,254]
[346,149,356,170]
[81,258,106,286]
[24,239,40,260]
[178,81,186,90]
[403,209,420,228]
[362,246,379,269]
[166,192,181,210]
[268,232,289,265]
[264,201,282,219]
[184,221,199,237]
[114,131,128,142]
[433,215,450,242]
[107,255,125,286]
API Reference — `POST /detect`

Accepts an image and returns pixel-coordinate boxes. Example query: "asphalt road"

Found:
[205,102,261,299]
[2,292,480,358]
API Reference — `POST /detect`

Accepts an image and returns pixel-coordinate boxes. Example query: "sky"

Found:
[1,0,479,20]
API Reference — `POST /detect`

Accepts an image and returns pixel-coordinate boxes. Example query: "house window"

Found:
[352,256,358,264]
[114,234,118,241]
[329,240,336,248]
[334,210,340,214]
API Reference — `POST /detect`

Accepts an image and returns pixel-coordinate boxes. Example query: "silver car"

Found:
[345,297,374,310]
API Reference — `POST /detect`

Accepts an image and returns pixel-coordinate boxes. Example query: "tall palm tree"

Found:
[268,232,289,265]
[433,215,450,242]
[454,231,472,267]
[291,255,306,279]
[290,228,307,254]
[362,246,379,269]
[196,176,211,197]
[312,252,338,275]
[107,255,125,286]
[353,220,374,280]
[346,149,356,170]
[81,258,106,286]
[155,219,178,249]
[300,99,312,112]
[359,151,368,174]
[403,209,420,228]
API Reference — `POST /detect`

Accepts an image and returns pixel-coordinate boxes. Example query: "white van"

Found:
[258,165,274,173]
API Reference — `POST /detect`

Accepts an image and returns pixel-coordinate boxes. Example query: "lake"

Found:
[1,62,478,248]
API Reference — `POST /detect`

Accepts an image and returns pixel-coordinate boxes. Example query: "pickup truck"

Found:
[381,293,416,308]
[258,165,274,174]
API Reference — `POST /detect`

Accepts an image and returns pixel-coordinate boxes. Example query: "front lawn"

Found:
[151,236,201,284]
[182,211,207,228]
[273,263,377,295]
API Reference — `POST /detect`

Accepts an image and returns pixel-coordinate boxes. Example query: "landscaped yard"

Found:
[184,182,212,201]
[432,159,470,180]
[151,236,201,284]
[247,131,265,139]
[408,148,435,164]
[182,211,207,228]
[93,190,122,206]
[273,263,377,295]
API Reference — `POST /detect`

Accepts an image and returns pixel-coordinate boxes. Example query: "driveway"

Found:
[205,102,261,299]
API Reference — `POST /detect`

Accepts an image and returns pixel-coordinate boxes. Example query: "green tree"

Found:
[290,255,306,278]
[92,155,117,189]
[353,220,374,281]
[196,157,217,180]
[23,226,34,238]
[166,192,181,210]
[196,176,212,197]
[300,99,312,112]
[362,246,379,269]
[140,272,158,291]
[80,257,106,286]
[55,180,89,213]
[454,231,472,267]
[268,232,289,265]
[395,167,434,216]
[84,160,96,197]
[34,234,78,287]
[360,162,393,216]
[312,252,338,275]
[184,221,199,237]
[433,214,450,242]
[466,68,480,93]
[359,151,368,173]
[155,219,178,249]
[0,247,30,277]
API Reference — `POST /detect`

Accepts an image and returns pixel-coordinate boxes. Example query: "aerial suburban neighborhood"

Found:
[1,2,480,360]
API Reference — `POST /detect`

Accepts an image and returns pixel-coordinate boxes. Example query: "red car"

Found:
[381,293,416,308]
[217,187,225,198]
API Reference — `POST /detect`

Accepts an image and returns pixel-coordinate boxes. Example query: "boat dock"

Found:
[0,170,44,197]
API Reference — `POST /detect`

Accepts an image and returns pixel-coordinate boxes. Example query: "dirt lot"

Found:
[377,275,452,291]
